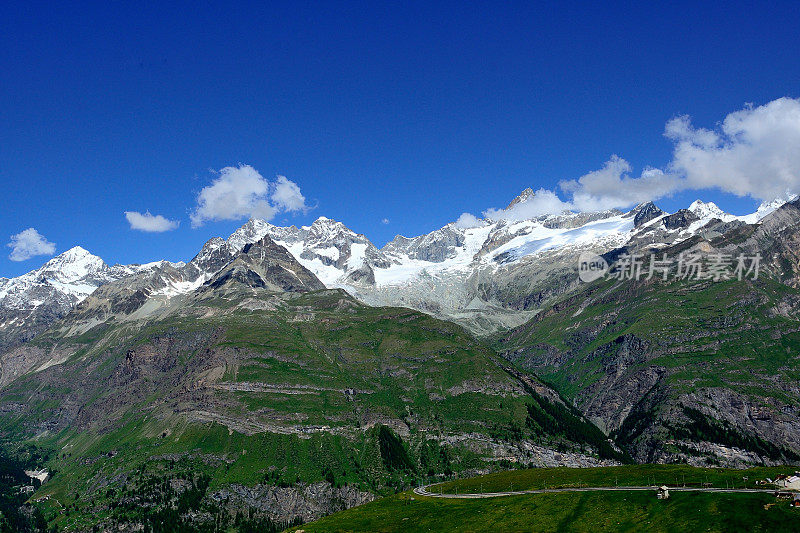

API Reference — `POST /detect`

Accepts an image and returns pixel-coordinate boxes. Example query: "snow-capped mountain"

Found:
[688,200,736,222]
[0,247,180,348]
[688,197,799,226]
[0,247,178,311]
[226,217,389,285]
[1,190,792,339]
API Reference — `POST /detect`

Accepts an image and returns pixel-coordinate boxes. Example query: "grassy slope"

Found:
[501,276,799,402]
[292,491,799,533]
[496,273,800,460]
[294,466,800,533]
[0,290,619,530]
[437,464,790,492]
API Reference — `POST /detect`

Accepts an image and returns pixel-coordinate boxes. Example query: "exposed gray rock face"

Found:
[0,345,48,389]
[211,482,375,524]
[383,225,466,262]
[183,238,236,280]
[630,202,665,228]
[227,217,391,283]
[206,235,326,294]
[540,209,623,230]
[436,433,620,468]
[64,238,239,325]
[662,209,700,230]
[505,187,535,209]
[66,236,326,330]
[720,197,800,287]
[501,199,800,466]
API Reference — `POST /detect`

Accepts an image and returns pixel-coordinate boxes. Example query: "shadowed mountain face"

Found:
[206,235,326,293]
[0,235,325,388]
[498,199,800,466]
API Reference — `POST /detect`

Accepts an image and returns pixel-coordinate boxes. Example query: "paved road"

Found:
[413,484,777,499]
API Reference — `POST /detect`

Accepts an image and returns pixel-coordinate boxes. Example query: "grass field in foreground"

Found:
[291,465,800,532]
[436,464,793,493]
[290,490,799,533]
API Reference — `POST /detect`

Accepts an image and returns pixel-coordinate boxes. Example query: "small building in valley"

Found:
[656,486,670,500]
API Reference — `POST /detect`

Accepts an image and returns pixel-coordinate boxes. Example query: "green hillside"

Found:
[498,269,800,464]
[0,289,618,531]
[293,466,800,533]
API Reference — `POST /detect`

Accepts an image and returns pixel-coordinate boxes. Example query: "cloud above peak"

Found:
[482,97,800,222]
[667,97,800,200]
[453,212,485,228]
[560,156,681,213]
[7,228,56,261]
[125,211,179,232]
[190,165,310,227]
[271,175,309,213]
[484,188,572,222]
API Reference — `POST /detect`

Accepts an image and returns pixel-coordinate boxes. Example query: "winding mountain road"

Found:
[413,485,778,499]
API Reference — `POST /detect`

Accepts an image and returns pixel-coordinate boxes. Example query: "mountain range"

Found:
[1,189,799,529]
[0,191,788,348]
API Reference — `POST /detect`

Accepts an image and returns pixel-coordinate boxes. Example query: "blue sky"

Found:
[2,1,800,276]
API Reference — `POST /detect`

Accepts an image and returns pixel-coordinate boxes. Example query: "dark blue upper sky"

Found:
[2,1,799,276]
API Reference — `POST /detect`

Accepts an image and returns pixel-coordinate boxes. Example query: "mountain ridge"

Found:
[0,193,791,343]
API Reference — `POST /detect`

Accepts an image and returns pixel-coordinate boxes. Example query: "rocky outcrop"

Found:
[662,209,700,230]
[630,202,664,228]
[383,225,466,263]
[211,482,375,524]
[206,235,325,293]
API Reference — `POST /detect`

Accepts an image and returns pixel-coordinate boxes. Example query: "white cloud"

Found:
[271,175,308,213]
[666,97,800,200]
[479,97,800,222]
[381,218,390,225]
[484,188,573,222]
[7,228,56,261]
[453,212,485,228]
[560,156,681,212]
[190,165,310,227]
[125,211,179,232]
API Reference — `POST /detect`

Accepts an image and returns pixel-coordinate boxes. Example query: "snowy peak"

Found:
[0,245,162,312]
[37,246,107,282]
[687,197,797,226]
[743,195,798,223]
[306,216,362,244]
[226,219,303,252]
[222,217,388,288]
[0,246,176,350]
[207,235,326,294]
[382,224,468,263]
[227,219,274,251]
[627,202,665,228]
[688,200,736,222]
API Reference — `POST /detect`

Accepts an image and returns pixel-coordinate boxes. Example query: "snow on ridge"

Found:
[487,215,634,263]
[740,195,797,224]
[6,193,796,319]
[688,200,737,222]
[688,196,796,227]
[0,247,177,311]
